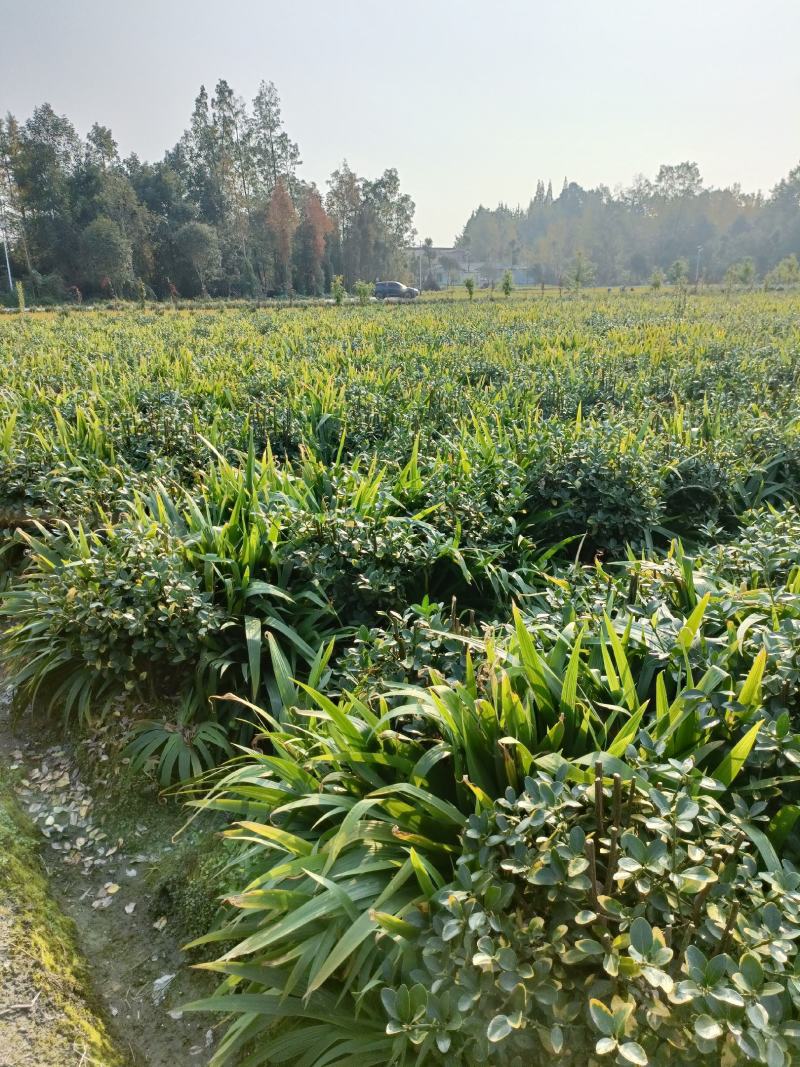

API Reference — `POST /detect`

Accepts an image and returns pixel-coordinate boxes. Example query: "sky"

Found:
[3,0,799,245]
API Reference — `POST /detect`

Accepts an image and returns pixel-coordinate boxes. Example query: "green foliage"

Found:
[2,298,800,735]
[126,709,232,786]
[335,598,468,691]
[380,760,800,1065]
[726,258,756,291]
[1,518,223,723]
[331,274,345,305]
[175,221,220,296]
[354,279,374,305]
[2,297,800,1062]
[465,276,475,300]
[1,89,416,300]
[501,270,513,298]
[764,255,800,290]
[668,259,689,286]
[178,496,800,1061]
[568,251,596,291]
[458,161,800,289]
[79,216,133,295]
[15,279,24,312]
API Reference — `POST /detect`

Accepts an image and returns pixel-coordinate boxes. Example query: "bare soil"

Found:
[0,689,219,1066]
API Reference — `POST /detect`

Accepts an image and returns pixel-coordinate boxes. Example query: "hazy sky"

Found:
[3,0,799,244]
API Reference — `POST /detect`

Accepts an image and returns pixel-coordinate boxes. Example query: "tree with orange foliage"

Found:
[267,178,297,293]
[294,187,333,295]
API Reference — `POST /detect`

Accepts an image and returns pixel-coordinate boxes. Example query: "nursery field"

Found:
[2,291,800,1066]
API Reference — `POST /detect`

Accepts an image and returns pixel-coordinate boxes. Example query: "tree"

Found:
[360,168,416,281]
[174,221,220,295]
[764,254,800,289]
[250,81,300,195]
[4,89,800,299]
[293,188,333,295]
[725,257,756,291]
[650,268,664,290]
[326,163,415,286]
[267,178,298,293]
[459,233,472,273]
[667,259,689,286]
[86,124,118,171]
[567,251,595,291]
[423,237,434,276]
[362,169,415,249]
[326,161,362,285]
[0,116,30,282]
[501,269,513,298]
[11,104,81,278]
[454,159,800,289]
[654,162,703,199]
[79,216,132,294]
[465,276,474,300]
[437,253,460,287]
[211,80,252,227]
[176,86,223,224]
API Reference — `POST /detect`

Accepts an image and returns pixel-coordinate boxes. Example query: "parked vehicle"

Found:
[374,280,419,299]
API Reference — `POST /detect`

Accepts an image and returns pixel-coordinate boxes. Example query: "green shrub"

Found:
[354,279,374,305]
[524,423,665,551]
[335,598,469,691]
[126,704,233,786]
[378,759,800,1065]
[1,518,222,722]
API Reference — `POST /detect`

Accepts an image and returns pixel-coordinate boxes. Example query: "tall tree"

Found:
[267,178,298,292]
[176,86,223,223]
[12,104,82,276]
[250,81,301,195]
[86,124,118,171]
[0,116,32,280]
[293,187,333,294]
[326,161,362,285]
[326,163,415,285]
[654,161,703,199]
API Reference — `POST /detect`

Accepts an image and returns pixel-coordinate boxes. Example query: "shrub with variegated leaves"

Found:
[377,758,800,1065]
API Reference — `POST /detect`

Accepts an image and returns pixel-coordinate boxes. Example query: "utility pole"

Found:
[0,196,13,291]
[1,230,11,292]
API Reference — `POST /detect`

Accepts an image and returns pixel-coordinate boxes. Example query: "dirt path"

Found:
[0,688,219,1066]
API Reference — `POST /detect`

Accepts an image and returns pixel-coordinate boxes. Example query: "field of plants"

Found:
[2,292,800,1066]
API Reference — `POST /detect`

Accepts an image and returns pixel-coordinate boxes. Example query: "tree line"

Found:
[0,80,416,301]
[455,161,800,288]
